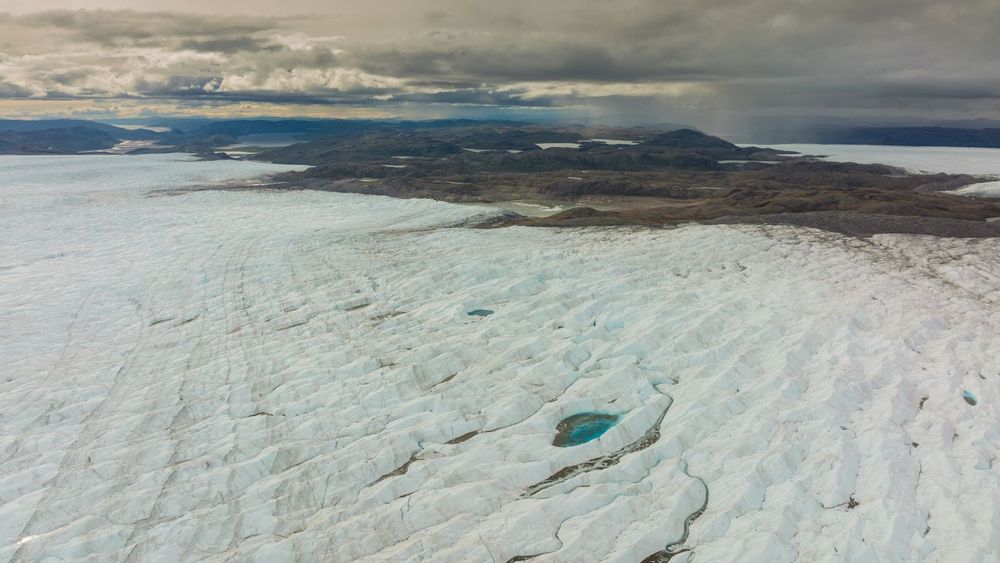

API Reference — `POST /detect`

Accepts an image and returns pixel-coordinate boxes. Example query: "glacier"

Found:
[760,144,1000,176]
[760,143,1000,198]
[1,154,999,562]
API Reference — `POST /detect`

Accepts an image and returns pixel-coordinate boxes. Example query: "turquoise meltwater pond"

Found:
[553,412,621,447]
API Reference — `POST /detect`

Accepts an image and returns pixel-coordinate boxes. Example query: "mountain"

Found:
[0,127,120,154]
[0,119,159,140]
[644,128,738,149]
[176,118,528,140]
[187,119,358,139]
[255,125,752,172]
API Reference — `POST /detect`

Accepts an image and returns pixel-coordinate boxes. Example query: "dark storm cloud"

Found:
[353,42,702,83]
[8,10,278,47]
[0,80,33,97]
[346,0,1000,84]
[389,88,555,107]
[0,0,999,122]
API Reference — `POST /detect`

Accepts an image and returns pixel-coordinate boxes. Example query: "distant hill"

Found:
[181,118,527,139]
[0,118,741,158]
[644,129,737,149]
[0,127,120,154]
[258,132,465,164]
[257,124,785,175]
[188,119,357,138]
[0,119,158,140]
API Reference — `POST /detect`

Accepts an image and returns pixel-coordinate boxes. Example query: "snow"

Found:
[586,139,639,146]
[537,140,638,150]
[462,148,523,154]
[467,200,566,218]
[115,125,172,134]
[82,140,162,155]
[758,143,1000,176]
[949,180,1000,198]
[537,142,582,149]
[3,154,1000,562]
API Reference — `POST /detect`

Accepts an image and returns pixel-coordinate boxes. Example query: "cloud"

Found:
[0,80,33,97]
[177,36,282,54]
[0,1,998,125]
[7,10,278,47]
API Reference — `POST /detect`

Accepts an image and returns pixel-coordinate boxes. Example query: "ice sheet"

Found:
[2,155,999,562]
[759,143,1000,176]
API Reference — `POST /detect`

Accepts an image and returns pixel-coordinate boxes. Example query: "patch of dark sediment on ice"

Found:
[639,460,710,562]
[371,450,421,486]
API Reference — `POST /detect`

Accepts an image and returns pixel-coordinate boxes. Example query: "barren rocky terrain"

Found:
[252,125,1000,236]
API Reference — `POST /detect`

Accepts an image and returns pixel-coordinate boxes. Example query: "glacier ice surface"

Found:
[760,143,1000,176]
[2,154,1000,562]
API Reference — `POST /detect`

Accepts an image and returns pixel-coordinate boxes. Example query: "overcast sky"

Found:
[1,0,999,128]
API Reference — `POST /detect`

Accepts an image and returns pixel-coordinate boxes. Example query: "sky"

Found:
[1,0,999,130]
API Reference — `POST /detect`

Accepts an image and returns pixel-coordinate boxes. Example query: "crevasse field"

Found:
[2,154,999,562]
